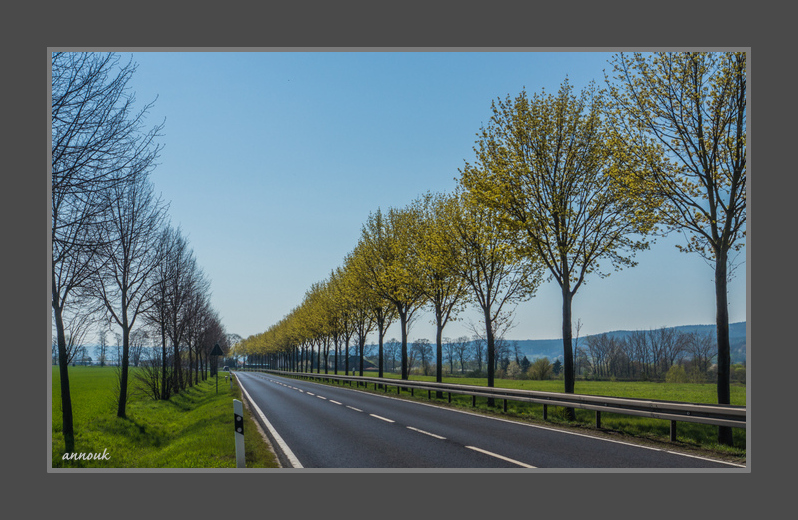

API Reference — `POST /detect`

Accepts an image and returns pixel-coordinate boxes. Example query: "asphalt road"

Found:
[234,371,743,470]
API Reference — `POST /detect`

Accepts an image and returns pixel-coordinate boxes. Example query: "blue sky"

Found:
[122,50,746,342]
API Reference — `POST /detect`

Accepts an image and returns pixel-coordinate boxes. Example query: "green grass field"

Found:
[376,372,747,405]
[51,366,279,469]
[283,370,747,457]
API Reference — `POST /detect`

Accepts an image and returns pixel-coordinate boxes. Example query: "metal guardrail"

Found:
[241,369,746,441]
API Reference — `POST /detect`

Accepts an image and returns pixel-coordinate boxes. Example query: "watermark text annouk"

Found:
[61,449,110,461]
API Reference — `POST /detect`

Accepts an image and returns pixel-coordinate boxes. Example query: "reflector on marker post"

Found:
[234,399,245,468]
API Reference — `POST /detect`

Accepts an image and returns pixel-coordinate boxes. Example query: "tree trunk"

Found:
[344,340,350,374]
[715,249,734,446]
[378,318,385,379]
[117,320,130,418]
[400,310,409,380]
[334,339,339,375]
[160,326,169,399]
[561,283,576,420]
[359,340,365,376]
[436,320,444,399]
[173,339,182,393]
[53,300,75,453]
[484,309,495,407]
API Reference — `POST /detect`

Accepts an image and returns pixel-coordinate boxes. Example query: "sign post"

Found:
[233,399,245,468]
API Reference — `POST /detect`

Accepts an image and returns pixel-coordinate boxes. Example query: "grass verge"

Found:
[52,366,279,469]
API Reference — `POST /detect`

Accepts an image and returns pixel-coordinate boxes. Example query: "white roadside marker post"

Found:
[233,399,245,468]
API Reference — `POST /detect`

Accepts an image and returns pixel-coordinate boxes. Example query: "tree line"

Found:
[51,52,231,454]
[234,51,746,445]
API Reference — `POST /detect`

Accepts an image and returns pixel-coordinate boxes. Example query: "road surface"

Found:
[234,371,743,470]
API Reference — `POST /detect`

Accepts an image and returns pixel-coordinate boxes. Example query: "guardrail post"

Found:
[596,410,601,429]
[504,399,508,412]
[543,404,548,420]
[670,421,677,442]
[233,399,245,468]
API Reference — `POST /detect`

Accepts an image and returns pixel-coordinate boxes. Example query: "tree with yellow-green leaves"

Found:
[339,252,380,376]
[459,79,657,415]
[606,52,746,445]
[346,245,397,379]
[352,207,427,380]
[304,280,334,373]
[293,285,325,373]
[412,192,471,391]
[449,190,542,404]
[323,267,354,375]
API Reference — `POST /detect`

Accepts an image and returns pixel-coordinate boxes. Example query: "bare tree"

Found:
[626,330,651,380]
[384,338,400,373]
[411,338,433,376]
[648,327,687,378]
[182,271,212,387]
[453,336,471,374]
[94,328,109,367]
[51,51,163,452]
[442,337,455,375]
[91,173,167,418]
[471,335,485,375]
[685,330,717,379]
[52,303,94,367]
[129,329,148,367]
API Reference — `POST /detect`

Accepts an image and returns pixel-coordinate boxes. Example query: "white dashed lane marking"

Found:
[407,426,446,440]
[465,446,536,468]
[369,414,395,423]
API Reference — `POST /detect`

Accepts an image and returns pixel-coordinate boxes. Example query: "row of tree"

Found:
[235,51,746,445]
[579,328,719,381]
[51,52,229,454]
[246,323,722,384]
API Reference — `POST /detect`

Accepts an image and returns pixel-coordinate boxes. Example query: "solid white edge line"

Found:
[235,373,304,469]
[370,414,395,423]
[407,426,446,440]
[466,446,536,468]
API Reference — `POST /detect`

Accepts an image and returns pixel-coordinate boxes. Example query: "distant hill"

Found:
[510,322,746,364]
[365,322,747,365]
